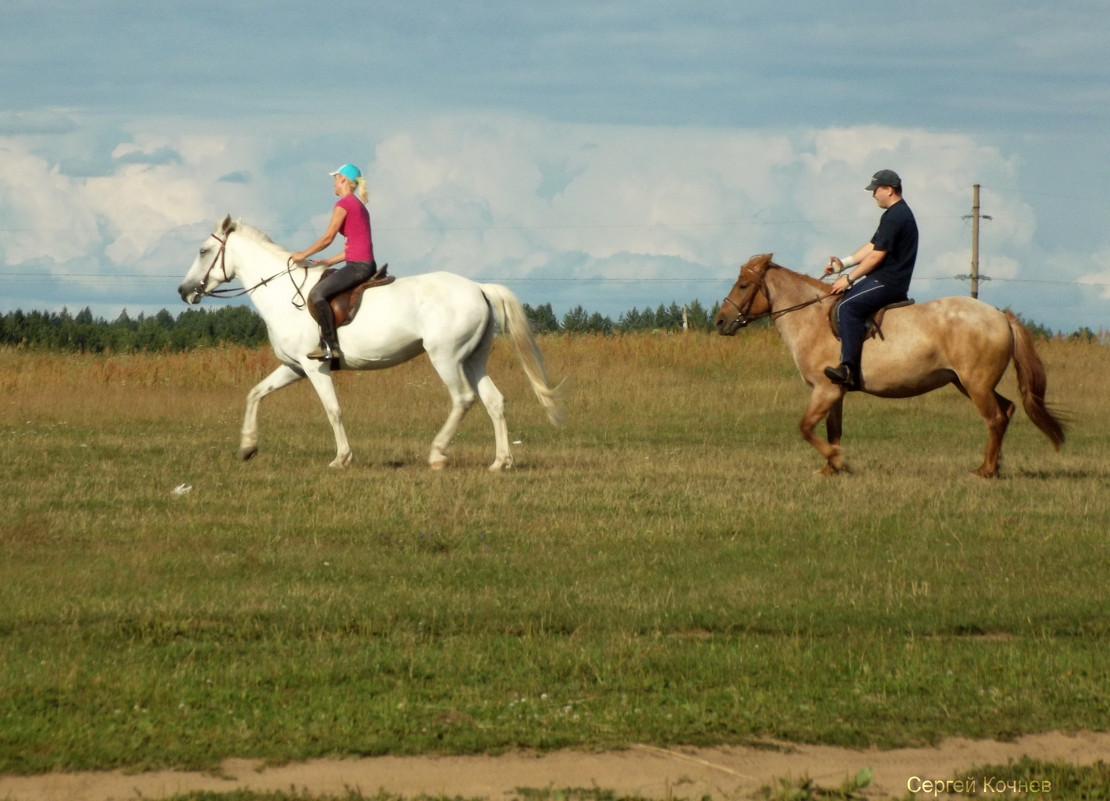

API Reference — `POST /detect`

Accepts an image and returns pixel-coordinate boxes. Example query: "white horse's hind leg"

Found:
[461,317,512,471]
[239,364,304,461]
[303,367,354,468]
[467,367,512,471]
[427,388,475,470]
[426,354,477,470]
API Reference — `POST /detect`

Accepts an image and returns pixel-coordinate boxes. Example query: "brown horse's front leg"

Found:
[825,397,844,448]
[800,388,847,475]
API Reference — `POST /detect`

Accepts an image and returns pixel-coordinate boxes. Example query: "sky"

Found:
[2,1,1109,333]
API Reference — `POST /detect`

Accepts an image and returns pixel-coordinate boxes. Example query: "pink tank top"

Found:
[336,194,374,263]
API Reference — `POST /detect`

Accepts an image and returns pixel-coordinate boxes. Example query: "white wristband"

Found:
[838,256,857,272]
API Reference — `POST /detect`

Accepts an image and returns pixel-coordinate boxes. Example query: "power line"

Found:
[0,271,1107,288]
[0,213,970,237]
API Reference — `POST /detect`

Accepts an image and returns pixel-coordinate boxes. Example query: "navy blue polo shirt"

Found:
[870,199,918,295]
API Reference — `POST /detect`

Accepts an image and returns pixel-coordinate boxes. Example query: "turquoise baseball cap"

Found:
[329,163,361,181]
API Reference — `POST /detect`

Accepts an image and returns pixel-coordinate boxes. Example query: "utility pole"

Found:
[960,184,992,299]
[970,184,981,299]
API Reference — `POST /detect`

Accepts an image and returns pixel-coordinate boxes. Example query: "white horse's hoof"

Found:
[238,446,258,461]
[430,459,448,470]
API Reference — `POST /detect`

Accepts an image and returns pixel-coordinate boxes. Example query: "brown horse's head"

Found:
[714,253,775,336]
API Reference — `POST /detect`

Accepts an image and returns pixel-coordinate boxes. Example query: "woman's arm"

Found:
[291,205,348,263]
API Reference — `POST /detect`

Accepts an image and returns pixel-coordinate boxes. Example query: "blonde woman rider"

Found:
[291,163,376,361]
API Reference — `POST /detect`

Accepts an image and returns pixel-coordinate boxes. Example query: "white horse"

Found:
[178,215,563,470]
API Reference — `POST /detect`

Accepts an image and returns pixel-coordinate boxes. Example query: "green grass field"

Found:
[1,330,1108,783]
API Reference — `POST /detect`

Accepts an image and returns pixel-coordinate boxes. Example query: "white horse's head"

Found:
[178,215,240,305]
[178,216,291,304]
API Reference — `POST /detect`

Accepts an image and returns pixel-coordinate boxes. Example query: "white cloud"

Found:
[84,164,211,263]
[370,116,804,274]
[1078,247,1110,302]
[2,109,1107,330]
[0,141,100,264]
[364,114,1042,302]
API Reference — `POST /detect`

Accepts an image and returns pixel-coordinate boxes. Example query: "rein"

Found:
[720,272,833,328]
[193,233,310,304]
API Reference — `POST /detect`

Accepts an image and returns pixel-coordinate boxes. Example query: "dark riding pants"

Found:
[308,261,376,347]
[834,275,907,378]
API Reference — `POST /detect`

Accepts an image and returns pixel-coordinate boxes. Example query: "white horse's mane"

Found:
[226,218,289,258]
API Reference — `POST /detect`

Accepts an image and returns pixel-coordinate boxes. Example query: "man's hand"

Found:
[823,256,844,277]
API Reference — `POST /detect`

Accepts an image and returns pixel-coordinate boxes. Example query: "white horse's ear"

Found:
[217,214,236,235]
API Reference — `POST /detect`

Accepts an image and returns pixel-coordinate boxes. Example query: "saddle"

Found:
[828,297,915,342]
[308,265,394,328]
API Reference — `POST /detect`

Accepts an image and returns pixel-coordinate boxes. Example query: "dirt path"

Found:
[2,732,1109,800]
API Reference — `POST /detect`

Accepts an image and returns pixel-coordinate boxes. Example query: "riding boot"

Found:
[307,302,342,361]
[823,363,859,390]
[828,314,865,390]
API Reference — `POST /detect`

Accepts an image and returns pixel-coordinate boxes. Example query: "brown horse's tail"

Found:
[1006,310,1066,449]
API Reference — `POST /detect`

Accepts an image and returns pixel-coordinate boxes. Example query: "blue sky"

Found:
[2,1,1109,332]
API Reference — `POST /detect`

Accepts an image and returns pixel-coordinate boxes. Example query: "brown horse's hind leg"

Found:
[960,385,1015,478]
[801,390,847,476]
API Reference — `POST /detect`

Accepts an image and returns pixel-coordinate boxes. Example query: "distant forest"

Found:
[0,299,726,353]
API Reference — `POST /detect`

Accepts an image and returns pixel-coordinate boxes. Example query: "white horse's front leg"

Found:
[303,366,354,468]
[239,364,304,461]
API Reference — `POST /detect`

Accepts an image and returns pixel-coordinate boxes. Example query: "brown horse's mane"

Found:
[765,256,827,293]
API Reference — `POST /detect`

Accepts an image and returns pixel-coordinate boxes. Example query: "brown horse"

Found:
[714,253,1066,477]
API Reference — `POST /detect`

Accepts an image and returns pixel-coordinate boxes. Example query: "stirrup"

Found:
[307,342,337,361]
[823,364,857,389]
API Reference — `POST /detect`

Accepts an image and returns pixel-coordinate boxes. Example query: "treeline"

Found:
[0,299,723,353]
[1,301,1097,353]
[523,299,720,334]
[0,306,269,352]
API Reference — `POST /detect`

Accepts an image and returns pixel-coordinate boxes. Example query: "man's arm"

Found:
[830,246,886,295]
[824,242,875,276]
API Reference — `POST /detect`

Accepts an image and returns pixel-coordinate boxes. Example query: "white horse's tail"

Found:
[480,284,566,426]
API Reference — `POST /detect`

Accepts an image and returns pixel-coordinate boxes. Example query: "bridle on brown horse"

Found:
[189,231,310,306]
[718,262,833,329]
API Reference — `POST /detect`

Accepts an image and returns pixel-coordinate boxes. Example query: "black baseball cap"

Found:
[865,169,902,191]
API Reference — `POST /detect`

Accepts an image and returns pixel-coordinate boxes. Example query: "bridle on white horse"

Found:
[190,232,310,306]
[191,233,233,297]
